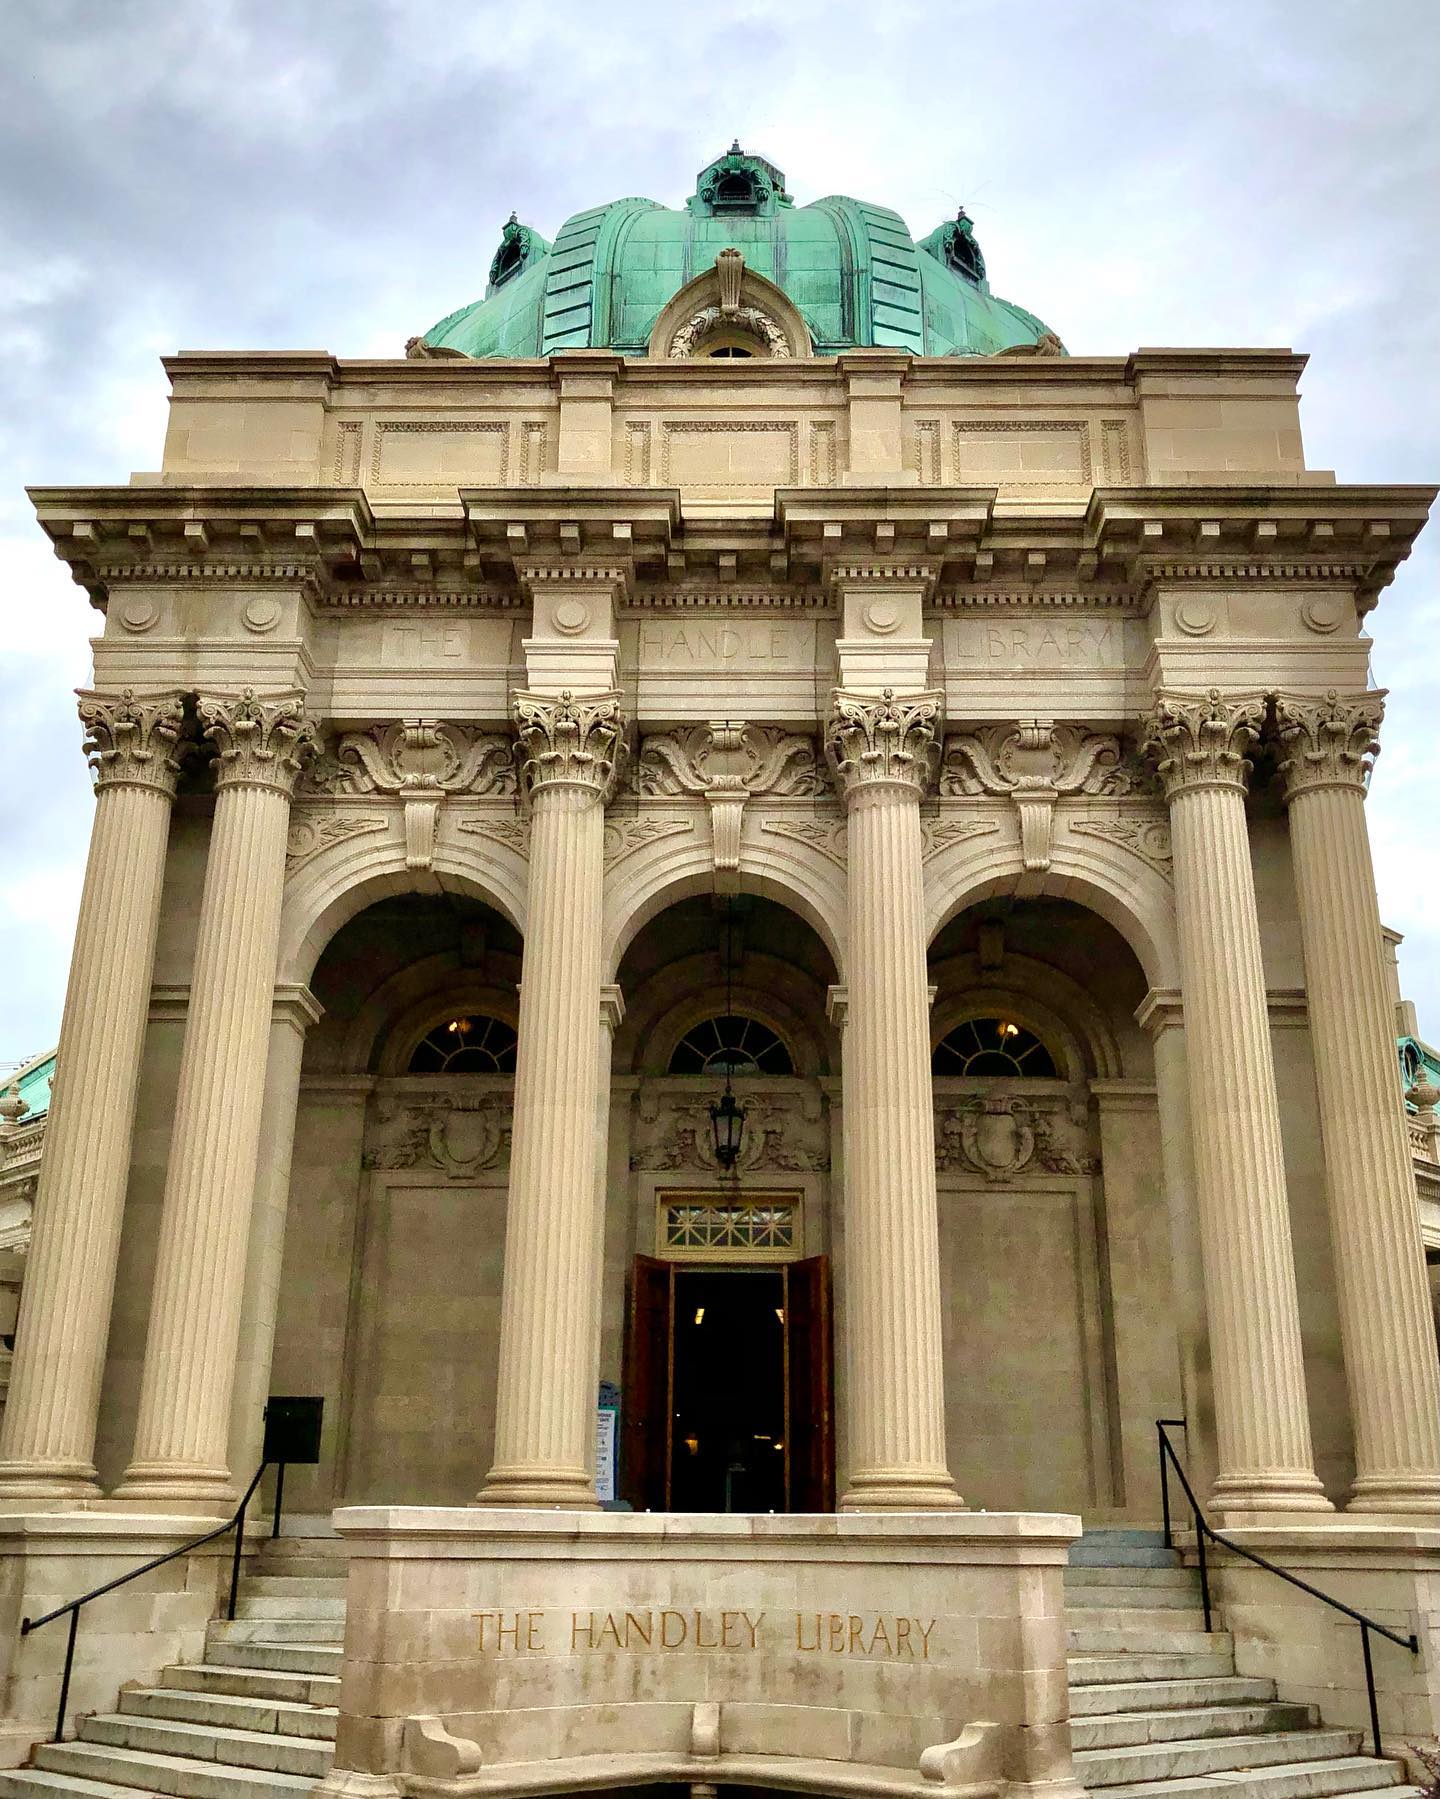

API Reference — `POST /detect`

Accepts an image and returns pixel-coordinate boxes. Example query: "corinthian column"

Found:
[0,693,183,1499]
[117,692,315,1507]
[1276,690,1440,1515]
[478,691,624,1508]
[826,689,961,1510]
[1145,691,1329,1515]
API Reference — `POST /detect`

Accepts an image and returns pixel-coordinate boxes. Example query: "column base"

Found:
[111,1462,239,1511]
[475,1465,599,1509]
[1211,1469,1333,1520]
[1347,1470,1440,1519]
[839,1468,966,1511]
[0,1461,102,1504]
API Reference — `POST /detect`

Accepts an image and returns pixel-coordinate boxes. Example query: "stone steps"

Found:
[207,1615,346,1645]
[1077,1728,1364,1786]
[1069,1677,1284,1718]
[1070,1606,1212,1633]
[1072,1649,1241,1683]
[1071,1627,1232,1656]
[9,1740,319,1797]
[1073,1702,1319,1751]
[204,1637,341,1676]
[161,1660,339,1707]
[119,1684,337,1740]
[1093,1764,1410,1799]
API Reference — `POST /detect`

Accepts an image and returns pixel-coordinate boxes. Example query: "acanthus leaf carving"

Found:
[78,689,186,795]
[201,689,317,795]
[285,811,389,873]
[934,1093,1099,1183]
[939,721,1133,872]
[513,689,626,799]
[630,1088,828,1175]
[920,815,1003,859]
[636,723,825,873]
[363,1093,512,1177]
[456,813,530,856]
[603,815,694,869]
[1273,689,1383,800]
[1141,689,1265,799]
[301,721,517,799]
[1068,811,1173,872]
[826,688,942,800]
[760,815,848,865]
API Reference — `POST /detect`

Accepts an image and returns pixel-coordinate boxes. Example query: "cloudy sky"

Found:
[2,0,1437,1061]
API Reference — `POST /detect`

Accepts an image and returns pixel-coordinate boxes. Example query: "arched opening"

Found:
[927,896,1180,1519]
[613,893,839,1515]
[268,889,523,1510]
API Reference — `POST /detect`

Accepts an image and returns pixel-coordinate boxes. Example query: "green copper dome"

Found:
[415,145,1061,361]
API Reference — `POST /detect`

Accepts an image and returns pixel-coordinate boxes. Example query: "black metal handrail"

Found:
[21,1461,273,1744]
[1157,1418,1417,1759]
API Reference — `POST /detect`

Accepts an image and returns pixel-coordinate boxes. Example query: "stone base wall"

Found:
[319,1508,1083,1799]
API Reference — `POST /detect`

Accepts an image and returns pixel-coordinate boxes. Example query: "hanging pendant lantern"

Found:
[709,896,747,1172]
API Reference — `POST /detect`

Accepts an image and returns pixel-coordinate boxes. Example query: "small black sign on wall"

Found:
[263,1396,324,1466]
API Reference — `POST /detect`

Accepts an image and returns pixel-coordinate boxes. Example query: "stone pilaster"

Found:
[478,691,625,1508]
[1276,690,1440,1515]
[1144,690,1329,1515]
[826,689,962,1510]
[0,692,183,1499]
[117,692,315,1506]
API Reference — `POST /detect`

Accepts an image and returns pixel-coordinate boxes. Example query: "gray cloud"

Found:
[2,0,1437,1053]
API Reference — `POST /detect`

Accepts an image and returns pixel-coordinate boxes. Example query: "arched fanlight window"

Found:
[932,1017,1058,1078]
[408,1014,518,1074]
[668,1015,794,1077]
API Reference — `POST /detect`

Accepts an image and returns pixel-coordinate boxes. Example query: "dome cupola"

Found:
[412,146,1061,361]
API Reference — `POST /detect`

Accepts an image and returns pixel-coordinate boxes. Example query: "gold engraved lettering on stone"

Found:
[476,1611,546,1653]
[482,1607,933,1657]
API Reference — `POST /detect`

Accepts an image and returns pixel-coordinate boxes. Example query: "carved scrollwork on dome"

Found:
[669,303,793,359]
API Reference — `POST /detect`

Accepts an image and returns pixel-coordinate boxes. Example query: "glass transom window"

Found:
[668,1014,794,1076]
[932,1017,1058,1078]
[408,1014,518,1074]
[661,1196,799,1261]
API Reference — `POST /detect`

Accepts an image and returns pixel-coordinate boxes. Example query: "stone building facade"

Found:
[0,150,1437,1798]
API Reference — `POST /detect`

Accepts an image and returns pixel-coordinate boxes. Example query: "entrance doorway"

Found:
[621,1256,835,1513]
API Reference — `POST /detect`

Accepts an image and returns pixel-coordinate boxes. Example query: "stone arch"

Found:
[277,820,528,988]
[325,951,521,1076]
[620,951,832,1079]
[603,828,846,982]
[647,255,814,359]
[923,826,1177,991]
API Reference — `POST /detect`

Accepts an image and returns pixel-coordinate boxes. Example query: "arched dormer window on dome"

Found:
[668,1015,794,1077]
[649,248,812,360]
[932,1018,1057,1078]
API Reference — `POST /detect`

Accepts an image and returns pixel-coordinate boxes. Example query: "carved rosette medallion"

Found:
[1274,690,1383,801]
[825,688,942,802]
[1141,689,1265,800]
[79,689,186,795]
[512,690,626,801]
[201,690,317,795]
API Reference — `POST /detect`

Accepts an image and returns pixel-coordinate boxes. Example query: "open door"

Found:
[621,1255,672,1509]
[785,1254,836,1512]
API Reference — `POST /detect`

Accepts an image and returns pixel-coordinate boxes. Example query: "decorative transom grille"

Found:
[932,1017,1058,1078]
[668,1014,794,1076]
[661,1197,799,1261]
[408,1014,518,1074]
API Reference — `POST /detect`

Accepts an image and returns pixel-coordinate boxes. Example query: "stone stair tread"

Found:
[1070,1653,1243,1684]
[83,1711,331,1775]
[34,1740,319,1796]
[1072,1703,1317,1750]
[1089,1757,1405,1799]
[1070,1606,1212,1630]
[0,1771,164,1798]
[1076,1727,1360,1781]
[162,1661,340,1702]
[120,1685,337,1738]
[204,1640,341,1675]
[1069,1677,1280,1716]
[1070,1628,1230,1653]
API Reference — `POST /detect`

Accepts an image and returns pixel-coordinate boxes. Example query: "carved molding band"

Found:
[1274,690,1383,801]
[1142,689,1265,800]
[201,690,317,796]
[79,689,185,796]
[826,688,942,802]
[513,690,626,800]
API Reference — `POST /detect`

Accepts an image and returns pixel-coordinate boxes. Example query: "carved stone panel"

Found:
[630,1084,829,1176]
[934,1092,1099,1184]
[363,1091,513,1178]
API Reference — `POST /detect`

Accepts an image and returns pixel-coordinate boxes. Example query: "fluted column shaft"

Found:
[827,690,961,1510]
[479,691,623,1508]
[0,693,183,1499]
[1147,691,1328,1515]
[1277,691,1440,1515]
[118,693,314,1507]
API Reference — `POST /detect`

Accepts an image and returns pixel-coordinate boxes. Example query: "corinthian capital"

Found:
[201,690,317,795]
[1274,690,1383,801]
[826,688,942,801]
[1142,689,1265,800]
[512,689,626,800]
[79,690,185,795]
